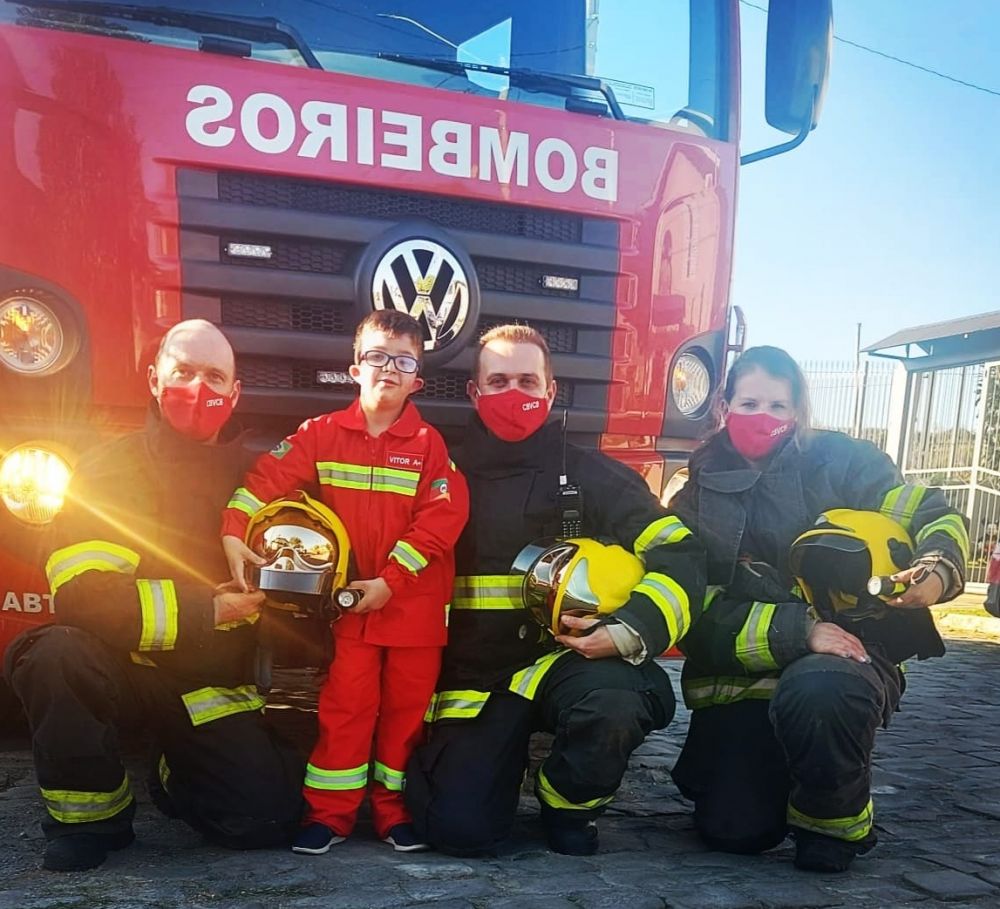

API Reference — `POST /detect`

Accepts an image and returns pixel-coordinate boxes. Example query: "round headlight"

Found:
[0,293,65,375]
[0,445,72,525]
[671,352,712,416]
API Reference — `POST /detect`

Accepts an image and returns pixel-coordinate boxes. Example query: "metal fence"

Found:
[801,357,895,450]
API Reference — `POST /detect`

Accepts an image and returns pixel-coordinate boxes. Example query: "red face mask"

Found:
[726,412,795,461]
[159,381,233,441]
[475,388,551,442]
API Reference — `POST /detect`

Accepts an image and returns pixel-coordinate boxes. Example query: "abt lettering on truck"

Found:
[185,86,620,202]
[0,0,832,673]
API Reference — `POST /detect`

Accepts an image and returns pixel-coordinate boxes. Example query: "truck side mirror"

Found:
[765,0,832,135]
[741,0,833,166]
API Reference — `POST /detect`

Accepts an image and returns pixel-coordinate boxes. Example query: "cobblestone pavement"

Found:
[3,626,1000,908]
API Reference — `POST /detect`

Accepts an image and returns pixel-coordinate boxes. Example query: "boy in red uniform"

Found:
[221,311,468,854]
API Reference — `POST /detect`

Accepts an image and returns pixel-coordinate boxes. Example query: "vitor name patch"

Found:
[185,85,620,202]
[387,452,424,470]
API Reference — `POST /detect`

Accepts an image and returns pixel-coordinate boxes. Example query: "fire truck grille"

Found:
[222,298,349,335]
[221,236,348,274]
[218,171,582,243]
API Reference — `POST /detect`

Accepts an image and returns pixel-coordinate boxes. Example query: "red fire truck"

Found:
[0,1,831,692]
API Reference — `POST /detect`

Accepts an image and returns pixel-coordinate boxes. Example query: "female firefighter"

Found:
[668,346,968,873]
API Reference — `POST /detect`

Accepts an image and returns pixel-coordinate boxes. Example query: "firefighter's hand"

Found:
[554,615,618,659]
[222,534,265,592]
[887,566,944,608]
[351,578,392,614]
[213,580,265,626]
[807,621,871,663]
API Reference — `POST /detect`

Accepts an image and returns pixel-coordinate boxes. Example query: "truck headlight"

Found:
[671,352,711,416]
[0,292,66,375]
[0,445,72,525]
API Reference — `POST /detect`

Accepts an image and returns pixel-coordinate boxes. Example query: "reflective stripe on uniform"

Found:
[317,460,373,490]
[536,767,613,811]
[158,754,170,790]
[879,485,926,530]
[372,466,420,497]
[41,775,133,824]
[426,689,491,721]
[225,486,266,519]
[915,513,970,562]
[373,761,406,792]
[735,602,779,673]
[633,572,690,643]
[45,540,141,595]
[390,540,428,574]
[136,579,179,651]
[304,762,369,791]
[452,575,522,610]
[682,674,780,710]
[787,798,874,842]
[509,650,570,700]
[181,684,265,727]
[633,515,691,557]
[130,652,157,667]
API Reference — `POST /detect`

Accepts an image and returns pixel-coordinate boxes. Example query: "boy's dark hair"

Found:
[353,310,425,366]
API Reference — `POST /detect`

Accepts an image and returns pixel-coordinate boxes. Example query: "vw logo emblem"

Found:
[371,238,471,353]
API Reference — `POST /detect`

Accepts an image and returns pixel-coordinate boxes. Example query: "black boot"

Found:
[792,827,877,873]
[42,828,135,872]
[541,810,599,856]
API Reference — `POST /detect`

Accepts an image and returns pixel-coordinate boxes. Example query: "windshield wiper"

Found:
[377,52,625,120]
[16,1,323,68]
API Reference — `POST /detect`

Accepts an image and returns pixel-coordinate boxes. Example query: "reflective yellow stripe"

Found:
[181,685,264,727]
[879,485,926,530]
[428,689,491,721]
[226,486,266,518]
[682,674,780,709]
[41,775,133,824]
[158,754,170,790]
[452,575,523,610]
[136,579,179,651]
[304,762,369,791]
[633,515,691,556]
[915,513,970,563]
[788,798,874,842]
[633,572,691,644]
[130,652,157,667]
[372,467,419,497]
[704,585,724,607]
[509,650,570,700]
[390,540,428,574]
[735,602,779,672]
[536,767,613,811]
[373,761,406,792]
[45,540,141,595]
[317,460,373,490]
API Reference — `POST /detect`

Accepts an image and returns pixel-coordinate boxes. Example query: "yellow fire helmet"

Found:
[512,537,646,635]
[789,508,914,618]
[244,490,352,609]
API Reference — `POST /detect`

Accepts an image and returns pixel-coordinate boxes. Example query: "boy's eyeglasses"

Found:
[359,350,420,374]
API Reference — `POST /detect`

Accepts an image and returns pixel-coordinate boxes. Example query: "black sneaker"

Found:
[291,823,346,855]
[543,815,599,856]
[792,827,878,873]
[382,823,431,852]
[42,829,135,872]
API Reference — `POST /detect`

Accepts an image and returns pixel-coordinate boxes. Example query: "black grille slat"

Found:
[223,298,348,335]
[475,260,579,299]
[221,236,350,274]
[218,171,582,244]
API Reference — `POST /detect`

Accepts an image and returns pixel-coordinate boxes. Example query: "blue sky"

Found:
[735,0,1000,363]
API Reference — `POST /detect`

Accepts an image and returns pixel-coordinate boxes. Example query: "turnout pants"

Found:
[4,625,304,848]
[406,652,675,855]
[303,635,442,838]
[672,651,902,854]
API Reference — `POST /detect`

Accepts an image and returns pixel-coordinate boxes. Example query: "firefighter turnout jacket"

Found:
[670,428,968,709]
[432,416,706,720]
[221,400,468,647]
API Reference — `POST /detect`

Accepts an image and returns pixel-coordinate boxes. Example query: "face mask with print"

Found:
[159,381,233,441]
[475,387,551,442]
[726,411,795,461]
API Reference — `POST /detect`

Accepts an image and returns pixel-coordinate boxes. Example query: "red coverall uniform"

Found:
[221,400,469,837]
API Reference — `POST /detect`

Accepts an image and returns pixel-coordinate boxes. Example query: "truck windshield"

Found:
[4,0,726,137]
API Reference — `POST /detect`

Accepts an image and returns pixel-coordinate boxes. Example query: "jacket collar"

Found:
[329,398,422,438]
[458,413,560,473]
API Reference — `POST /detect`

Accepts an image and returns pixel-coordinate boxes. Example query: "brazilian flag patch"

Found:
[270,440,292,460]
